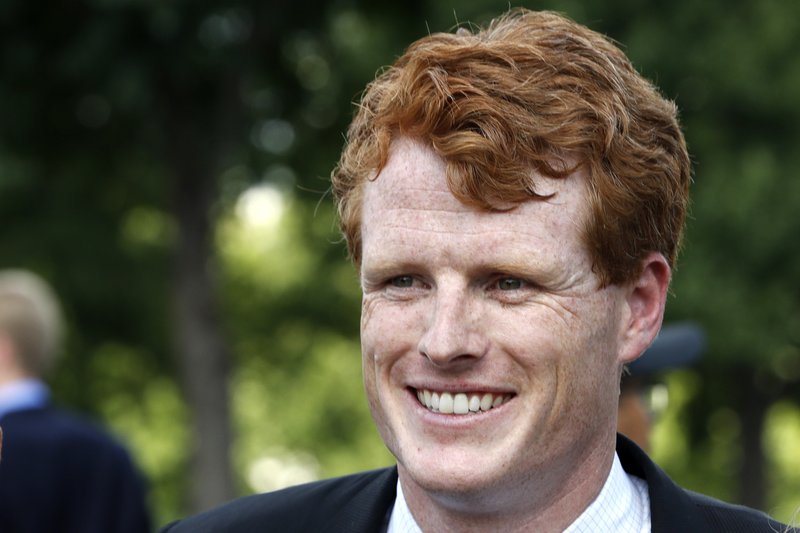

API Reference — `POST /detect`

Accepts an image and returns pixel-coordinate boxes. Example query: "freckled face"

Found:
[359,137,628,508]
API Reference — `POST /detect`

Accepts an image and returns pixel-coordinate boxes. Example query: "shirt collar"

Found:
[386,476,421,533]
[0,378,50,419]
[387,452,650,533]
[564,452,651,533]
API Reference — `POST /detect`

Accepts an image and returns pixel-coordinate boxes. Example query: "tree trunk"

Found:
[167,119,235,513]
[157,37,244,510]
[735,366,768,511]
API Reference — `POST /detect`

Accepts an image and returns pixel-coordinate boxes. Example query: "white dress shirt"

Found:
[387,452,651,533]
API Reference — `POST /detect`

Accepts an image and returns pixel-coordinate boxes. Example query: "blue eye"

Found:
[497,278,523,290]
[390,276,414,288]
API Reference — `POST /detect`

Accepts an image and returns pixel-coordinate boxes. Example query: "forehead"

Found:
[361,137,590,246]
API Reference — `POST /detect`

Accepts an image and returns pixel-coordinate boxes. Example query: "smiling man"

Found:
[356,136,648,532]
[162,8,793,533]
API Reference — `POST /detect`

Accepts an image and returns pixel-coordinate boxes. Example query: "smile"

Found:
[414,389,513,415]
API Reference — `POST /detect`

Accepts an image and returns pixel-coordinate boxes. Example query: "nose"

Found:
[417,287,488,366]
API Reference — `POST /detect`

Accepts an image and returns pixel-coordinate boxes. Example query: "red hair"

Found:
[331,9,691,286]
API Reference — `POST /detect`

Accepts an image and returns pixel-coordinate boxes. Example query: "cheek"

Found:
[555,299,624,420]
[361,297,424,355]
[503,292,620,375]
[360,298,409,401]
[360,294,375,334]
[361,353,381,419]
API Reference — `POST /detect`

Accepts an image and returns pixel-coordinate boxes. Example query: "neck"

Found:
[0,369,36,388]
[400,432,617,533]
[0,339,35,386]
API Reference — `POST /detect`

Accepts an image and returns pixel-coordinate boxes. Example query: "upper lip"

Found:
[408,383,516,394]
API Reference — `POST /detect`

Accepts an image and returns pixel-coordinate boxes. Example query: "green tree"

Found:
[2,0,798,525]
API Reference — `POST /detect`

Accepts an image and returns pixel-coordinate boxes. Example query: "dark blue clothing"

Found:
[160,435,795,533]
[0,405,151,533]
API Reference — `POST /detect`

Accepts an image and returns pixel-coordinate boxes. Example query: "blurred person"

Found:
[618,322,706,451]
[0,269,151,533]
[162,9,794,533]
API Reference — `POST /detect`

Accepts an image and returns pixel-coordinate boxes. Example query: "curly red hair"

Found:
[331,9,691,286]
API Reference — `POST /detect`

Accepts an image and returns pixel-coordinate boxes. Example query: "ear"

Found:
[618,252,671,365]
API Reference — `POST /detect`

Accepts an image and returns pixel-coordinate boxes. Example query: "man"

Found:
[0,269,151,533]
[163,9,793,532]
[618,322,706,450]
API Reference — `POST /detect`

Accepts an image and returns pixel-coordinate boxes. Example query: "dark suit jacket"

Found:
[0,405,152,533]
[161,435,794,532]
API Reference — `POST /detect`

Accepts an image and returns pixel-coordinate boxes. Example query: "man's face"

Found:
[359,137,632,507]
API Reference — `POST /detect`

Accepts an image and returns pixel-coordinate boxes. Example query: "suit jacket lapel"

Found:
[322,467,398,533]
[617,434,709,532]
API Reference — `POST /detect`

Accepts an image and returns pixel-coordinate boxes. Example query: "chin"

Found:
[397,447,514,498]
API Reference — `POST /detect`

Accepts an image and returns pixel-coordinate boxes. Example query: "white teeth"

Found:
[417,389,511,415]
[439,393,454,414]
[480,393,493,411]
[453,393,469,414]
[468,394,481,412]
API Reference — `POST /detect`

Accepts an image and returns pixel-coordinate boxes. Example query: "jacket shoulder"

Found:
[3,406,130,453]
[616,434,795,533]
[160,467,397,533]
[686,490,797,533]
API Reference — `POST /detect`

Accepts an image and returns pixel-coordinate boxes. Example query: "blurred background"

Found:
[1,0,798,527]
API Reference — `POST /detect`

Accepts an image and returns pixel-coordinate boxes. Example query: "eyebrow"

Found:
[359,259,419,281]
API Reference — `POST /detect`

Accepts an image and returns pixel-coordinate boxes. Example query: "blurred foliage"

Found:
[1,0,798,527]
